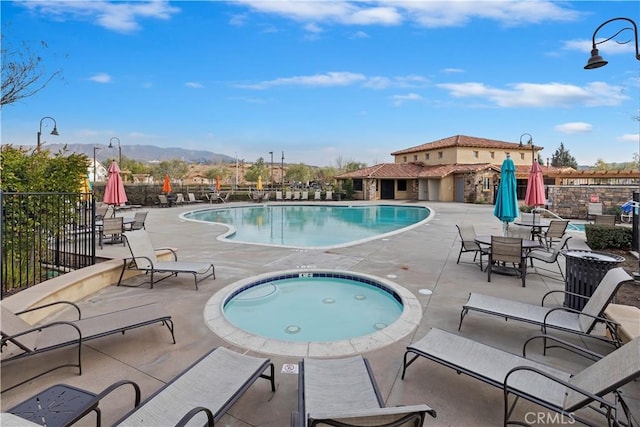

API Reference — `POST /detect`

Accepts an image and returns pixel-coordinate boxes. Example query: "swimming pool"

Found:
[567,222,586,232]
[181,204,432,248]
[223,272,403,342]
[204,269,423,357]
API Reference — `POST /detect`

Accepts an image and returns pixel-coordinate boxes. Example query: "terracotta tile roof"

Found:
[336,163,499,179]
[390,134,542,155]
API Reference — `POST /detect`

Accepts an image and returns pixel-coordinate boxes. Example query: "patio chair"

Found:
[175,193,187,205]
[325,190,333,201]
[157,194,170,207]
[401,328,640,427]
[455,224,488,270]
[487,236,526,287]
[276,191,283,201]
[459,267,633,348]
[587,202,603,222]
[118,230,215,290]
[99,217,124,249]
[7,347,275,427]
[527,234,571,281]
[539,220,569,249]
[125,211,148,231]
[301,191,309,200]
[314,191,321,201]
[594,215,616,226]
[293,191,301,200]
[113,347,275,426]
[95,205,109,221]
[1,301,175,392]
[293,355,436,427]
[285,191,293,201]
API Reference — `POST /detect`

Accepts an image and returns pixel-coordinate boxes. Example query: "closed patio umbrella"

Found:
[103,161,128,210]
[215,176,221,192]
[162,174,172,193]
[524,160,546,223]
[256,175,263,191]
[494,155,519,236]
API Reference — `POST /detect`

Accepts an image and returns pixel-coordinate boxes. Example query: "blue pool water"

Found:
[223,272,403,342]
[567,222,585,232]
[182,204,431,248]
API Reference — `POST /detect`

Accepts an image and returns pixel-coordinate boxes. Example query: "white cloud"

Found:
[236,72,367,89]
[618,133,640,142]
[88,72,112,83]
[442,68,464,74]
[185,82,204,89]
[437,81,629,107]
[20,0,180,33]
[554,122,593,134]
[350,31,370,39]
[391,93,423,106]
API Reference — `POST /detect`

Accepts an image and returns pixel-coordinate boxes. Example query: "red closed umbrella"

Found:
[103,161,128,207]
[215,176,221,192]
[162,174,172,193]
[524,161,546,222]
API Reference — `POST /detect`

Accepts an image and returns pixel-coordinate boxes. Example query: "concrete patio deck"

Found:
[2,201,638,426]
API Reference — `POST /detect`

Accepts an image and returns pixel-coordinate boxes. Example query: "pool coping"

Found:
[203,268,423,357]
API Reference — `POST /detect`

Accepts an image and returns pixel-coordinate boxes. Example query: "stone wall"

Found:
[546,185,637,219]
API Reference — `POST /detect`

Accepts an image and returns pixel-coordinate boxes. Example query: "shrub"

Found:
[585,224,632,250]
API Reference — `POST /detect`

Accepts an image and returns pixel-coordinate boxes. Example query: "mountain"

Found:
[41,143,235,164]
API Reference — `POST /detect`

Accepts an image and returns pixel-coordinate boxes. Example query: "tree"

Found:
[550,142,578,169]
[285,163,313,185]
[1,36,63,107]
[244,157,269,183]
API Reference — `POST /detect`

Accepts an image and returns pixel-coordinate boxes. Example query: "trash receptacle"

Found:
[562,250,624,310]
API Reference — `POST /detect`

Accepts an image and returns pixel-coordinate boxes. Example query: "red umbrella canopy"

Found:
[103,161,128,205]
[524,161,546,208]
[162,174,172,193]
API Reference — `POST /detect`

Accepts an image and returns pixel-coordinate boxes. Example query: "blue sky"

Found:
[2,0,639,167]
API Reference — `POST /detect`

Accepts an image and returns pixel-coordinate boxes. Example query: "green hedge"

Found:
[585,224,632,250]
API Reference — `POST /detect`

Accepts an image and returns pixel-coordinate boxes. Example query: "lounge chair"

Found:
[527,233,571,281]
[313,191,321,201]
[401,328,640,427]
[293,191,300,200]
[1,301,175,392]
[594,215,616,226]
[301,191,308,201]
[276,191,283,201]
[157,194,170,207]
[285,191,293,201]
[175,193,187,205]
[7,347,275,427]
[455,224,488,270]
[114,347,275,426]
[324,190,333,201]
[118,230,215,290]
[293,355,436,427]
[459,267,632,348]
[188,192,204,203]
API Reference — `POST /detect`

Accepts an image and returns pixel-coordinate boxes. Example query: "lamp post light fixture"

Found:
[108,137,121,165]
[269,151,274,189]
[519,133,536,164]
[584,17,640,69]
[93,146,102,185]
[281,151,285,192]
[36,116,59,152]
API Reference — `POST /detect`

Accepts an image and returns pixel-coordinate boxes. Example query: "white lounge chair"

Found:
[294,355,436,427]
[401,328,640,426]
[1,301,175,392]
[301,191,308,201]
[118,230,215,290]
[293,191,300,201]
[285,191,293,201]
[276,191,283,201]
[459,267,632,348]
[324,191,333,201]
[188,192,204,203]
[313,191,321,201]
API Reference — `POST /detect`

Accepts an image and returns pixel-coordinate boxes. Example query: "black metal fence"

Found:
[1,192,96,298]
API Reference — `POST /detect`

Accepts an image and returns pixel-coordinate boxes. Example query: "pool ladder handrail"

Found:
[531,207,567,222]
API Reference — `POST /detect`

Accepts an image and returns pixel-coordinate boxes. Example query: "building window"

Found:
[438,152,443,159]
[353,179,363,191]
[490,152,495,159]
[483,177,491,190]
[403,156,407,162]
[397,180,407,191]
[425,153,430,160]
[520,153,525,160]
[413,155,418,161]
[473,151,479,158]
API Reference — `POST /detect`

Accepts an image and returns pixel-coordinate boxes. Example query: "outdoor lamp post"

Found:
[584,17,640,69]
[36,116,59,152]
[519,133,535,163]
[269,151,274,189]
[281,151,285,192]
[108,137,121,165]
[93,146,102,185]
[235,153,239,191]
